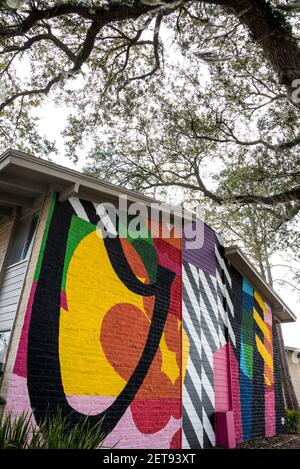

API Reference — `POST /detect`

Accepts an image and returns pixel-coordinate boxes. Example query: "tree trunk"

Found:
[224,0,300,108]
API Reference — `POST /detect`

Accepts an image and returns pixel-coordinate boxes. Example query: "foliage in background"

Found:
[0,1,300,290]
[0,409,106,449]
[286,409,300,434]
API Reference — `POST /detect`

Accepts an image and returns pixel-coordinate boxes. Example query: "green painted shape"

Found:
[61,215,96,292]
[242,308,253,332]
[244,343,254,378]
[34,194,56,282]
[131,238,157,284]
[118,213,157,283]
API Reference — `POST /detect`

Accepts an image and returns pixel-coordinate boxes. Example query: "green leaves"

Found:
[0,409,106,449]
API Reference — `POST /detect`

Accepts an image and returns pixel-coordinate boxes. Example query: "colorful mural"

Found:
[4,196,287,449]
[6,196,183,449]
[227,265,285,442]
[182,227,286,448]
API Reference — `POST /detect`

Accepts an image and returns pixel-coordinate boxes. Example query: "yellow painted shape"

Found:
[256,335,274,372]
[264,374,272,386]
[254,291,266,313]
[59,231,180,396]
[254,308,270,342]
[160,331,180,385]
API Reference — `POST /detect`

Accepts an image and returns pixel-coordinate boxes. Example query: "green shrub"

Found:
[0,411,43,449]
[40,410,105,449]
[0,409,106,449]
[286,409,300,434]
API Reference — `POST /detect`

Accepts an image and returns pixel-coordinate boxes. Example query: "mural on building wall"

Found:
[182,225,230,449]
[227,267,285,442]
[239,281,276,440]
[4,194,287,449]
[182,220,285,449]
[6,196,183,449]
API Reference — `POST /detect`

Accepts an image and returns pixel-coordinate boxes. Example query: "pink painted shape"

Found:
[13,282,37,377]
[214,345,231,412]
[228,344,243,442]
[265,390,276,437]
[5,374,32,417]
[67,395,181,449]
[60,291,68,311]
[264,306,272,325]
[215,411,236,449]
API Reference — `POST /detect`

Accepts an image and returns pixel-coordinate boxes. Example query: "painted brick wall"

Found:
[227,263,286,442]
[4,195,182,449]
[182,222,286,448]
[182,227,230,449]
[2,195,287,449]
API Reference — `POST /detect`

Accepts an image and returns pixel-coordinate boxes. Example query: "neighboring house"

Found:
[286,347,300,404]
[0,148,297,449]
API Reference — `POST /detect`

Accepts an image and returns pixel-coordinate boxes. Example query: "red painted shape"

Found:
[13,282,37,377]
[60,291,68,311]
[170,429,181,449]
[131,399,181,434]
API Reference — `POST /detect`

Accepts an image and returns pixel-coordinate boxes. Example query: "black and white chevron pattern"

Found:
[183,259,225,449]
[182,262,203,449]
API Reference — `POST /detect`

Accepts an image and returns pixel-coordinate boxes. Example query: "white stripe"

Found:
[201,333,214,372]
[183,305,201,344]
[228,319,236,348]
[201,368,215,407]
[69,197,89,221]
[182,430,190,449]
[183,389,203,448]
[200,307,220,350]
[225,290,234,317]
[94,203,118,236]
[218,325,227,347]
[183,269,200,315]
[216,269,225,295]
[215,245,232,287]
[217,296,226,325]
[199,270,218,318]
[202,409,216,447]
[186,357,202,401]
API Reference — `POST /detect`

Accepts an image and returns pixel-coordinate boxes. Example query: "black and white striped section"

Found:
[215,244,236,349]
[182,261,203,449]
[68,197,118,236]
[199,269,219,448]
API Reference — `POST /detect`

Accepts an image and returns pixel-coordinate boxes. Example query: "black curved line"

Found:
[27,199,175,437]
[104,236,156,297]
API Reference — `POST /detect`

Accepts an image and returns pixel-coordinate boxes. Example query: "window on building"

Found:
[6,213,39,267]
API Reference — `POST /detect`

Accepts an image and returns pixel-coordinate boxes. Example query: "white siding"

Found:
[0,260,27,331]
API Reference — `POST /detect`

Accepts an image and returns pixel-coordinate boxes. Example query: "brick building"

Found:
[0,148,296,449]
[285,347,300,405]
